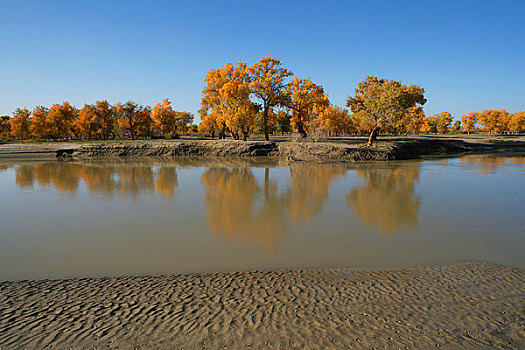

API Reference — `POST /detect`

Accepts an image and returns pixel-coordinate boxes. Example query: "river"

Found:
[0,154,524,280]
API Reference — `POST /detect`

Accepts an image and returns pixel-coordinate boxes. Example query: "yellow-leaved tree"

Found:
[461,112,480,134]
[94,100,115,140]
[47,102,78,140]
[248,56,293,141]
[428,111,453,134]
[116,101,152,140]
[479,109,510,134]
[152,99,178,138]
[75,104,99,140]
[0,116,11,140]
[29,106,50,140]
[175,111,194,134]
[402,106,430,134]
[346,76,426,145]
[202,62,257,140]
[508,111,525,133]
[198,105,219,138]
[9,108,31,139]
[311,104,353,136]
[350,111,375,136]
[452,120,461,132]
[285,77,329,137]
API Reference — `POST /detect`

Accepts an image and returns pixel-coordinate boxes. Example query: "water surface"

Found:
[1,155,524,280]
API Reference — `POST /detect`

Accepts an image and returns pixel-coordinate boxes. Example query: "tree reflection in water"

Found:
[14,161,179,200]
[15,164,36,189]
[201,164,347,247]
[285,164,347,222]
[459,155,525,174]
[13,160,425,247]
[347,165,421,233]
[201,167,286,248]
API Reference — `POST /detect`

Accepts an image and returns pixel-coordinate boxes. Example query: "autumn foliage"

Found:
[2,99,194,141]
[9,108,31,139]
[2,56,524,143]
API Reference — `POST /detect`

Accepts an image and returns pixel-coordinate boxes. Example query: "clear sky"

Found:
[1,0,524,122]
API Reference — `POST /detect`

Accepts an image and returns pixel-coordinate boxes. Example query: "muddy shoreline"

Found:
[1,263,523,349]
[1,135,524,162]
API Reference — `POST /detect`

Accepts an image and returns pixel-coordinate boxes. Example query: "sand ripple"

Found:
[1,263,524,349]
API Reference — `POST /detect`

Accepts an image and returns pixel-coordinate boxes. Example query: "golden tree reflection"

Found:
[11,159,433,247]
[459,155,524,174]
[82,165,116,194]
[15,164,35,189]
[154,167,179,200]
[347,165,421,233]
[253,168,287,247]
[34,163,80,193]
[201,164,348,248]
[14,162,179,199]
[201,167,286,248]
[115,166,155,198]
[285,164,347,222]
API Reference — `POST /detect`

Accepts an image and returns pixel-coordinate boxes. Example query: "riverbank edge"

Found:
[0,137,524,161]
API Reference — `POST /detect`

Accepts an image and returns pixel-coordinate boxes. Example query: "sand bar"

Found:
[1,263,523,349]
[1,135,524,162]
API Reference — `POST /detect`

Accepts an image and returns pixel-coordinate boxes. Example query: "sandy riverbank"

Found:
[0,135,524,162]
[1,263,523,349]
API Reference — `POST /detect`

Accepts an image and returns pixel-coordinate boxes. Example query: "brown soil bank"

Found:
[0,135,524,161]
[0,263,523,349]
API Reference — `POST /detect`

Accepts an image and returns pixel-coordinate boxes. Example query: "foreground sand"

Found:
[1,263,523,349]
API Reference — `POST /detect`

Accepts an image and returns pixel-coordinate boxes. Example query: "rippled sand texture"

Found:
[1,263,523,349]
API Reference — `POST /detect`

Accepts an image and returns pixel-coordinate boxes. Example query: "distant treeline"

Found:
[1,100,196,141]
[1,56,524,144]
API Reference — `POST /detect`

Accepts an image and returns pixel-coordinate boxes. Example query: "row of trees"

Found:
[1,100,195,141]
[359,108,525,137]
[198,57,524,145]
[2,56,524,144]
[460,109,525,135]
[199,56,340,141]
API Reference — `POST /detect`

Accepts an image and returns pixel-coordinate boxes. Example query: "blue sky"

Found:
[1,0,524,122]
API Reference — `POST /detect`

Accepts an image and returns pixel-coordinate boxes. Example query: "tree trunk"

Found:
[218,124,226,139]
[367,126,380,146]
[297,122,307,138]
[128,117,136,141]
[263,107,269,141]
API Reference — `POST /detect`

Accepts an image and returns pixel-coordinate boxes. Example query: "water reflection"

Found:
[201,167,285,247]
[3,155,525,280]
[347,165,421,233]
[200,164,351,247]
[11,159,425,242]
[459,155,525,174]
[286,165,347,222]
[15,164,36,189]
[155,168,179,200]
[13,161,179,199]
